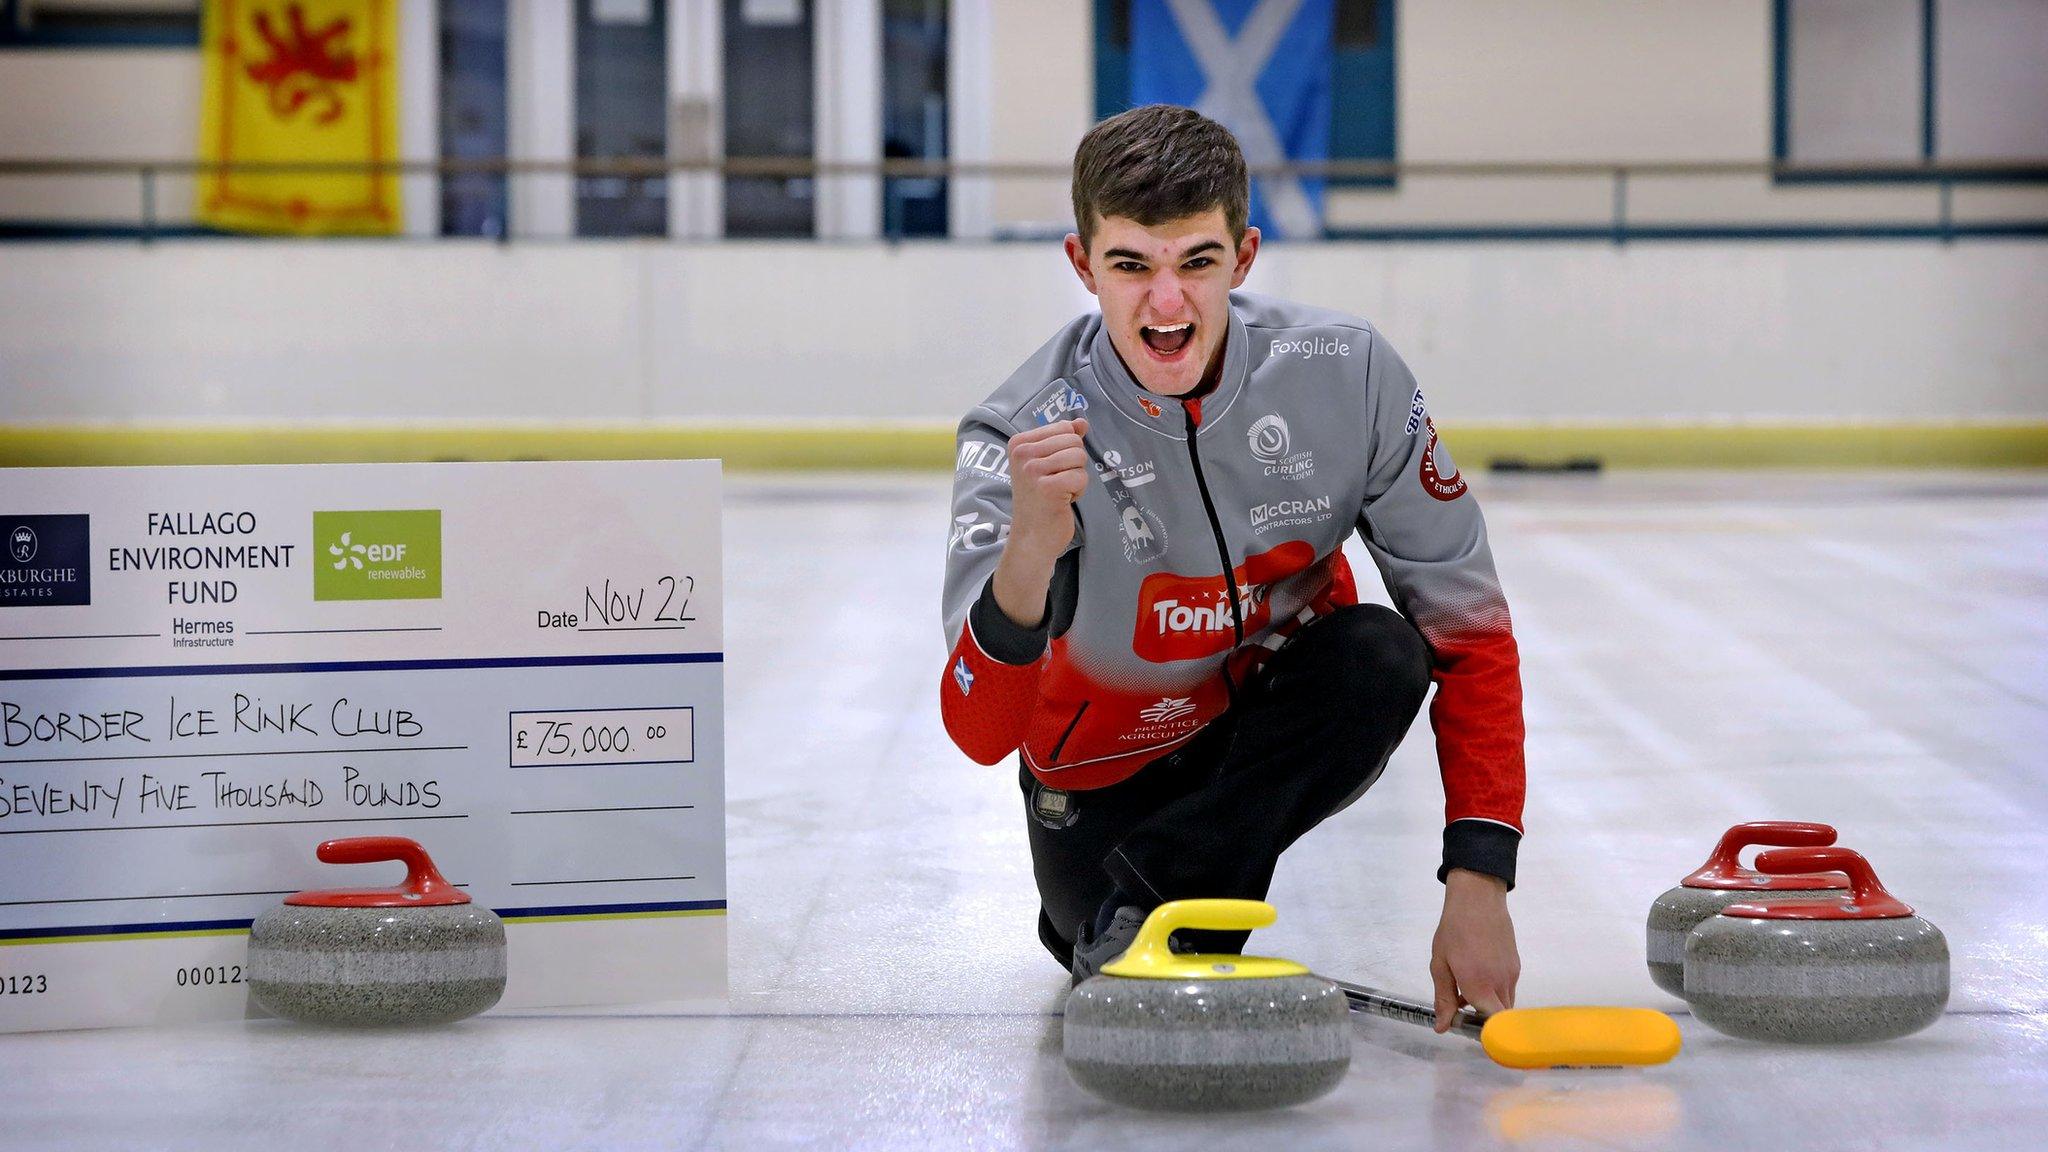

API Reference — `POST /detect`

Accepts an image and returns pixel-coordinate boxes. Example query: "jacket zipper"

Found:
[1048,700,1089,763]
[1183,401,1244,701]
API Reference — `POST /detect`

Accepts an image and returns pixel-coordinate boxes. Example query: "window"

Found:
[1330,0,1394,185]
[882,0,947,237]
[439,0,509,238]
[575,0,668,238]
[1934,0,2048,161]
[1776,0,2048,170]
[0,0,199,47]
[723,0,815,237]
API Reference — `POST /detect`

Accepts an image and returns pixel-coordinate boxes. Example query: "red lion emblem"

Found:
[243,4,359,126]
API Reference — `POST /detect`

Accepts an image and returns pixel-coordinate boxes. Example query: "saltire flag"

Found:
[198,0,401,235]
[1131,0,1334,239]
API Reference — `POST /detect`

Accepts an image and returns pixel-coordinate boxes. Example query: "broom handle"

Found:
[1333,978,1487,1042]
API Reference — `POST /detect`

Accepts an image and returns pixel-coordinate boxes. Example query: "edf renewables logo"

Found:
[0,514,90,606]
[313,510,442,601]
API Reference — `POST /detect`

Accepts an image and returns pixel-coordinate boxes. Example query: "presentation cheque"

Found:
[0,460,725,1032]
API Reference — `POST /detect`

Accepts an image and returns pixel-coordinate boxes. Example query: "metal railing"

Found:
[3,156,2045,243]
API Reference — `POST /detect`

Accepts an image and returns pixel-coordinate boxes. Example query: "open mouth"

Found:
[1139,322,1194,358]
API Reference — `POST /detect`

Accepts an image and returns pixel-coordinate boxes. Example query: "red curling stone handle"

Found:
[314,836,463,902]
[1684,821,1838,887]
[1703,821,1835,870]
[1748,846,1914,919]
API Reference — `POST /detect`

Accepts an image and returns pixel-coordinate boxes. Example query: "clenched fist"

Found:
[1007,418,1091,558]
[991,417,1090,629]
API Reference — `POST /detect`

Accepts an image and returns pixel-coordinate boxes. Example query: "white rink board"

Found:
[0,461,726,1032]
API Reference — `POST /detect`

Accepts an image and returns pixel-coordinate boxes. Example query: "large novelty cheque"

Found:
[0,461,726,1032]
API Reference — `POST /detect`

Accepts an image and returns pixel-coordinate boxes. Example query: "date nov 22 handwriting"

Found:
[537,576,695,630]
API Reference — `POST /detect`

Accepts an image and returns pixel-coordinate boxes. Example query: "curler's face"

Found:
[1065,209,1259,398]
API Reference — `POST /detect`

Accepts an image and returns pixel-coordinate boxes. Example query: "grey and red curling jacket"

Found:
[939,292,1525,884]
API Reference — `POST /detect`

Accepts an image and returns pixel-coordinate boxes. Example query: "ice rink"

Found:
[4,469,2045,1151]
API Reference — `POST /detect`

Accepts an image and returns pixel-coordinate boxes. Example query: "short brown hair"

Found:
[1071,105,1249,249]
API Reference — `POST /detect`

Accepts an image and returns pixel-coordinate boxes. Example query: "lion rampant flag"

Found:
[198,0,401,234]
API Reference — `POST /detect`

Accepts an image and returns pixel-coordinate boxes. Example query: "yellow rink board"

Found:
[2,421,2045,470]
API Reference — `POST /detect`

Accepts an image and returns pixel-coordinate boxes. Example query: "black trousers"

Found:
[1023,603,1432,967]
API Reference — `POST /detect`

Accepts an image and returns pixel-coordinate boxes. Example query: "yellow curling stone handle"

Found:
[1099,899,1311,981]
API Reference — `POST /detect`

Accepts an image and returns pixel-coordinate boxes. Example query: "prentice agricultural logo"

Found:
[1120,692,1209,742]
[1139,697,1197,724]
[312,510,441,600]
[0,515,90,606]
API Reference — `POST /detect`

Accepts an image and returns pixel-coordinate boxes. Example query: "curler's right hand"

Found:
[989,418,1089,629]
[1004,418,1091,563]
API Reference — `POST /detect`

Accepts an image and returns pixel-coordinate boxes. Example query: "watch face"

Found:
[1032,783,1080,829]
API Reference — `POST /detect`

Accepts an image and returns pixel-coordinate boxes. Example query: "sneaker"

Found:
[1070,905,1150,985]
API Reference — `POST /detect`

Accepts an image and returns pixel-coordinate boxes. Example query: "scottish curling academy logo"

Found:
[1247,414,1314,481]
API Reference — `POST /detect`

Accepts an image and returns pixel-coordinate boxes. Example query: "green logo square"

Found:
[313,510,442,601]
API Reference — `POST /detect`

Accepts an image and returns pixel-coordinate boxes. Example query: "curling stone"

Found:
[1062,899,1349,1112]
[1646,821,1848,996]
[1684,846,1948,1044]
[249,836,506,1026]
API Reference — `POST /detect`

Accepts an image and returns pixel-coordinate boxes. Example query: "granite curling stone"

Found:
[1647,821,1849,996]
[1063,899,1349,1112]
[249,836,506,1026]
[1684,846,1948,1044]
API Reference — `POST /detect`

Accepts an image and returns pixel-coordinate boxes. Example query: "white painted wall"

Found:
[0,49,201,225]
[1,240,2041,423]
